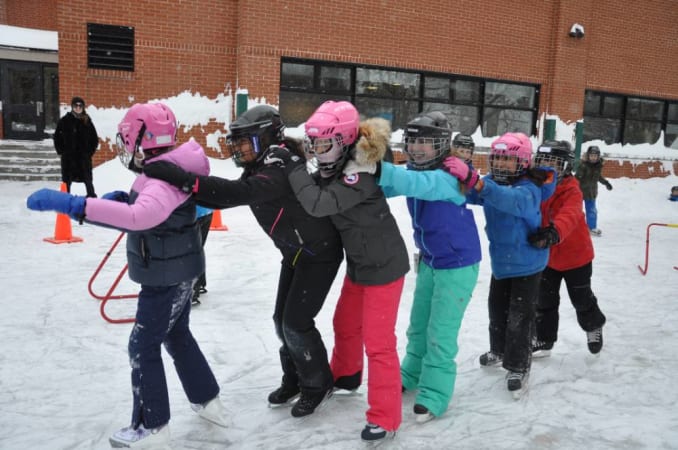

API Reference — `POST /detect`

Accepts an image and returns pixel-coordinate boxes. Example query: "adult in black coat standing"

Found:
[53,96,99,197]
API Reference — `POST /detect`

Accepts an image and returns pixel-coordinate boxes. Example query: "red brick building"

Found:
[2,0,677,177]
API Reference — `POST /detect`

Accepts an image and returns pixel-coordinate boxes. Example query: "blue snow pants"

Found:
[584,198,598,230]
[129,280,219,429]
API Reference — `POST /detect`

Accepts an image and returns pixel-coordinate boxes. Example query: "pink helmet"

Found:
[117,102,177,155]
[304,101,360,146]
[489,132,533,183]
[304,101,360,177]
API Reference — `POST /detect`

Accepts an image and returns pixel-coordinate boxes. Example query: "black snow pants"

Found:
[487,272,542,374]
[273,258,341,394]
[536,262,607,343]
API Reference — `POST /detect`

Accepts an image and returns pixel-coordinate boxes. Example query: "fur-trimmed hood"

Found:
[353,118,391,165]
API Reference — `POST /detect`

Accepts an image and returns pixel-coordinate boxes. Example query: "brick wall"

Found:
[4,0,57,30]
[55,0,237,166]
[5,0,677,177]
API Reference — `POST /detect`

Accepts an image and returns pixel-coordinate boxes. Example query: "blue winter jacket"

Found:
[379,162,482,269]
[466,170,556,279]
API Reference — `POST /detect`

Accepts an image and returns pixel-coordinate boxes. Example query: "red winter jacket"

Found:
[540,175,594,271]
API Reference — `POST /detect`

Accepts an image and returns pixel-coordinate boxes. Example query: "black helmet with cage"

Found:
[535,139,575,181]
[227,105,285,167]
[403,111,452,170]
[452,133,475,164]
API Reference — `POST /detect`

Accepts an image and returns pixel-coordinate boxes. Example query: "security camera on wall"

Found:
[569,23,585,39]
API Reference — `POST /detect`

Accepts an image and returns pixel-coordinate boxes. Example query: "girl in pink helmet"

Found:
[443,132,556,399]
[27,102,228,448]
[265,101,409,443]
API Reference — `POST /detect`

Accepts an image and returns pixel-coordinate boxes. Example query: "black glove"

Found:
[528,225,560,249]
[263,146,303,173]
[605,182,613,191]
[143,161,198,193]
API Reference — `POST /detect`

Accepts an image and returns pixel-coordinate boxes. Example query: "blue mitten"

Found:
[27,188,86,221]
[102,190,130,203]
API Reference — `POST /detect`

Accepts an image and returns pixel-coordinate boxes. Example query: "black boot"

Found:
[268,383,300,406]
[334,371,361,391]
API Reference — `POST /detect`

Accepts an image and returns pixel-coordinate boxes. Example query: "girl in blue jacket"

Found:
[460,132,555,398]
[358,111,482,422]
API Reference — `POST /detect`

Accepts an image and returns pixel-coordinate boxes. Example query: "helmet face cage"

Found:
[303,135,348,177]
[226,122,281,167]
[535,141,574,181]
[403,136,451,170]
[115,133,133,168]
[489,144,531,184]
[534,152,570,181]
[452,134,475,164]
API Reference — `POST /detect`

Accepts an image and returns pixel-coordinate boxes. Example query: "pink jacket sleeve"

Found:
[84,176,191,231]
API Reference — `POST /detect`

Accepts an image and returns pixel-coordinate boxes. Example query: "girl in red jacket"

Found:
[529,140,607,356]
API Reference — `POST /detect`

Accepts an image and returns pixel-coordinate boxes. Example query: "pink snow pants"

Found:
[330,275,404,432]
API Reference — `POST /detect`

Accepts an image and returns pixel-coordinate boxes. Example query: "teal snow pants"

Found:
[400,262,479,417]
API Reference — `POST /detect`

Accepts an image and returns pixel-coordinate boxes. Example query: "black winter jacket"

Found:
[286,118,409,285]
[192,156,343,266]
[53,112,99,183]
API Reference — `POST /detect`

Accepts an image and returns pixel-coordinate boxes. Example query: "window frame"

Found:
[279,57,539,136]
[584,90,677,146]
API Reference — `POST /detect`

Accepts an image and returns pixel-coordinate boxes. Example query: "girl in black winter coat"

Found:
[53,96,99,197]
[142,105,343,419]
[265,101,409,443]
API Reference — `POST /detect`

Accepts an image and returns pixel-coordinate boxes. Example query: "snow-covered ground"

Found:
[1,158,677,450]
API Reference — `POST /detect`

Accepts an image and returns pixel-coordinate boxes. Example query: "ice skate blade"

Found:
[415,412,435,424]
[532,349,551,359]
[268,393,299,408]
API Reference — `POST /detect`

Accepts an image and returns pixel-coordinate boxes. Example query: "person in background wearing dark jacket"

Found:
[143,105,343,419]
[444,132,556,399]
[575,146,612,236]
[192,205,213,306]
[53,96,99,197]
[530,140,606,356]
[28,102,228,448]
[265,101,409,443]
[351,112,481,424]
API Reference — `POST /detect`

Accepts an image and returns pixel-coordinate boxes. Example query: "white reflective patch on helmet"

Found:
[156,135,173,145]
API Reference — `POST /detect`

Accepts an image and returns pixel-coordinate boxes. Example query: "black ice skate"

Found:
[587,327,603,354]
[506,371,529,399]
[413,403,435,423]
[333,371,361,393]
[361,422,396,443]
[290,388,333,417]
[532,340,554,358]
[479,351,503,367]
[268,383,300,407]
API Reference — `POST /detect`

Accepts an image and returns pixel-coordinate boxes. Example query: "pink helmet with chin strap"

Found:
[117,102,177,155]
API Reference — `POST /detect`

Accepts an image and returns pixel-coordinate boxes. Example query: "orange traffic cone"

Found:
[209,209,228,231]
[43,183,84,244]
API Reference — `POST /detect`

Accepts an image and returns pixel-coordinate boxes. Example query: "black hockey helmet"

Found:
[403,111,452,170]
[452,134,475,151]
[535,140,575,181]
[227,105,285,167]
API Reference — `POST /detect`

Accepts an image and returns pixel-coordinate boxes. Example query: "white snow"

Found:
[2,156,677,449]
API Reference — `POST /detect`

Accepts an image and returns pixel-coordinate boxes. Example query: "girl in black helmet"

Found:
[143,105,343,418]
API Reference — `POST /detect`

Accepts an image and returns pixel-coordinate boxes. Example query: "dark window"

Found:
[584,90,675,147]
[279,58,538,135]
[87,23,134,71]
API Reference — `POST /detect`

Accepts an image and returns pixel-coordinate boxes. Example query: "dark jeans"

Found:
[129,280,219,429]
[273,258,341,394]
[536,262,607,343]
[487,272,542,374]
